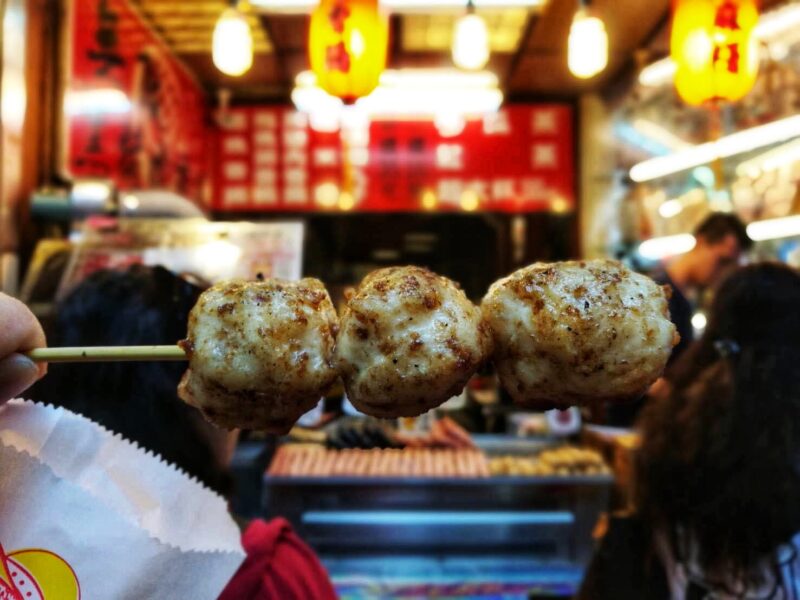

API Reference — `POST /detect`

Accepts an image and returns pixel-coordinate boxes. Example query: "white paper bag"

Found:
[0,400,245,600]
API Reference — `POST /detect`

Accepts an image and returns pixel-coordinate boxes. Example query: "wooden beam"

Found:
[161,27,269,42]
[139,4,224,16]
[503,10,537,90]
[259,14,292,84]
[600,4,670,105]
[172,43,272,53]
[17,0,65,280]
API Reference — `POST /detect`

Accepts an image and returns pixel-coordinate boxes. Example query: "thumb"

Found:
[0,353,41,404]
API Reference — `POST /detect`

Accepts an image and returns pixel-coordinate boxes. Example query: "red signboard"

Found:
[66,0,209,204]
[213,105,574,213]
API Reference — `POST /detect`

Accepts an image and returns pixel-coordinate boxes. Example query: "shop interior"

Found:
[2,0,800,598]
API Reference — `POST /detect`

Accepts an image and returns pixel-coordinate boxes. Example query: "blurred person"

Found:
[606,213,752,427]
[655,212,752,361]
[579,263,800,599]
[30,266,231,491]
[27,266,337,600]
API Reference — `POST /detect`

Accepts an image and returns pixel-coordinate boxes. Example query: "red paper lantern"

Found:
[671,0,760,106]
[309,0,389,103]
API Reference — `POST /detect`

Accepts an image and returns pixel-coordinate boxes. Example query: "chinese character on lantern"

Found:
[309,0,388,103]
[326,41,351,73]
[671,0,759,106]
[328,2,350,32]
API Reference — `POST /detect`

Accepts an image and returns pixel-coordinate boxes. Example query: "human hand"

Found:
[0,293,46,403]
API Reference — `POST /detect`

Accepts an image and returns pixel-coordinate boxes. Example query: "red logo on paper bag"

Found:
[0,543,80,600]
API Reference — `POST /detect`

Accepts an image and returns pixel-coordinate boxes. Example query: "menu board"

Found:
[213,105,574,213]
[66,0,209,204]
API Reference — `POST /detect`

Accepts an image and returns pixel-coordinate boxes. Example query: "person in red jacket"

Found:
[578,264,800,599]
[219,518,336,599]
[24,266,337,600]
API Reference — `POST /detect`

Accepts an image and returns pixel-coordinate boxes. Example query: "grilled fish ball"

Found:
[482,260,677,408]
[178,278,338,432]
[336,266,492,418]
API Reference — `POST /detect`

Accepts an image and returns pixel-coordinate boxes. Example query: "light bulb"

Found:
[638,234,696,260]
[658,199,684,218]
[338,192,356,211]
[434,112,466,137]
[315,182,340,208]
[452,13,489,70]
[691,312,707,332]
[213,7,253,77]
[460,189,480,211]
[568,8,608,79]
[421,189,438,210]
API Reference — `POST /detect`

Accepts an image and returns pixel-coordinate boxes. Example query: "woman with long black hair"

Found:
[580,263,800,599]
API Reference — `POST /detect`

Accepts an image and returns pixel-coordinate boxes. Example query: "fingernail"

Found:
[0,354,40,403]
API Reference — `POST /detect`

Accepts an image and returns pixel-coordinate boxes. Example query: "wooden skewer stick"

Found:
[26,345,188,363]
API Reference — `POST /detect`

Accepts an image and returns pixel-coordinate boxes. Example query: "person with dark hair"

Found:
[608,213,753,427]
[29,265,233,492]
[579,263,800,599]
[27,265,337,600]
[655,212,753,361]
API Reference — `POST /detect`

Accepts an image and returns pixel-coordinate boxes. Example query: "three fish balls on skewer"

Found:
[178,260,676,431]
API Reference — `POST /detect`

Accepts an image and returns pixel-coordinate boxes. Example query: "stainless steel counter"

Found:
[263,434,612,568]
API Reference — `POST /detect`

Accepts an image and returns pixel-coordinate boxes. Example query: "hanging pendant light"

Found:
[452,0,490,71]
[568,1,608,79]
[213,3,254,77]
[671,0,759,106]
[309,0,389,103]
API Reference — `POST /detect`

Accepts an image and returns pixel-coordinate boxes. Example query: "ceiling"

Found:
[132,0,273,53]
[132,0,678,103]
